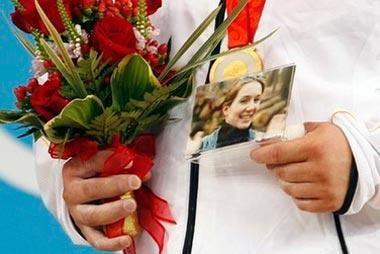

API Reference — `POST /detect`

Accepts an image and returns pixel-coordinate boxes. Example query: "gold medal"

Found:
[209,46,263,83]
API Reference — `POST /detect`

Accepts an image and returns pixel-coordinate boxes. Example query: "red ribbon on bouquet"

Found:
[102,134,176,254]
[226,0,266,49]
[49,134,175,254]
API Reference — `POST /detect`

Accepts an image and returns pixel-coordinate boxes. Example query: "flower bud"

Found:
[158,44,168,55]
[14,86,27,102]
[146,53,159,67]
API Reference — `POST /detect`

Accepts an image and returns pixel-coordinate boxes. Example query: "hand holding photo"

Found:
[187,64,296,158]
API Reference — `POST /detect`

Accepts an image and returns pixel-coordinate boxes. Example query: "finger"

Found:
[279,180,322,199]
[250,138,308,165]
[271,162,320,183]
[64,174,141,204]
[79,225,132,251]
[70,198,137,227]
[293,198,340,213]
[63,150,114,178]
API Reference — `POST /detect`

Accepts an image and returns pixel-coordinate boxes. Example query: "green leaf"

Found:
[0,111,44,128]
[35,0,87,98]
[1,12,36,56]
[158,5,222,81]
[0,111,45,139]
[44,95,104,143]
[111,55,158,111]
[86,108,124,145]
[17,128,39,139]
[39,39,79,91]
[170,0,249,89]
[59,82,78,99]
[171,30,278,81]
[76,50,110,82]
[189,0,249,65]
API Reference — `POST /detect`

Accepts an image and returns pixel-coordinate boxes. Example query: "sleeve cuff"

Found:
[331,111,378,215]
[334,156,359,215]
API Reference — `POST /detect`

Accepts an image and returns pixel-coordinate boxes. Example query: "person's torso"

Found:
[137,1,380,253]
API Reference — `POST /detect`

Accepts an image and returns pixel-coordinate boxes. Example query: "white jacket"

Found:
[34,0,380,253]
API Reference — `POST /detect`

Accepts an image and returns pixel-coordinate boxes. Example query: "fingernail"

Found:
[124,161,134,170]
[123,199,137,212]
[120,236,132,247]
[128,175,141,190]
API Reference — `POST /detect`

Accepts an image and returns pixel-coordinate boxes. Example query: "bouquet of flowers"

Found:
[0,0,272,252]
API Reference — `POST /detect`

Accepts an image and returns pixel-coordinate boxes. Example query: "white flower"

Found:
[75,24,89,44]
[31,58,47,78]
[133,27,146,50]
[37,72,49,85]
[147,45,158,54]
[147,26,160,38]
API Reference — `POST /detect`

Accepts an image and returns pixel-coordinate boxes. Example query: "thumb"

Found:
[304,122,320,133]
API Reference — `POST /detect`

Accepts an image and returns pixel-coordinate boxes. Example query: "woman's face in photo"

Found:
[223,81,263,129]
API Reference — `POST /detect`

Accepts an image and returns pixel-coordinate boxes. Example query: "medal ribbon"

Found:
[226,0,266,48]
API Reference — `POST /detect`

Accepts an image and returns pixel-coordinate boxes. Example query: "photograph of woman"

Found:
[187,64,295,156]
[201,77,264,151]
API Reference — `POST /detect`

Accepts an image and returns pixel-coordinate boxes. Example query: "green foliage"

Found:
[0,111,45,139]
[0,111,44,127]
[2,0,268,148]
[35,1,87,98]
[171,0,250,87]
[44,95,104,143]
[158,5,222,81]
[86,108,124,145]
[70,50,113,103]
[111,55,159,112]
[76,50,110,83]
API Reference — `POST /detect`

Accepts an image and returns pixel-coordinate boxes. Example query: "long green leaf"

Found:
[13,29,36,56]
[188,0,249,66]
[1,11,36,56]
[171,30,278,80]
[158,5,222,81]
[35,0,87,98]
[171,0,249,86]
[39,39,78,88]
[0,111,44,128]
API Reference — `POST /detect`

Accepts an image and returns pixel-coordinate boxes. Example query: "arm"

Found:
[332,111,380,214]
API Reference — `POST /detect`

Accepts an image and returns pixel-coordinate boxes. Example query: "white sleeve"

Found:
[33,138,89,245]
[332,111,380,215]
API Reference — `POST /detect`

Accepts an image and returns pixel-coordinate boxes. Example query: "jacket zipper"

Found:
[182,2,226,253]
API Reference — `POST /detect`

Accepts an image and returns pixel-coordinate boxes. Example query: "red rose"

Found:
[92,15,137,62]
[11,0,72,34]
[30,73,70,121]
[132,0,162,15]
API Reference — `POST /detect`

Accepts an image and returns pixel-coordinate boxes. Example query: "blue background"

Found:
[0,2,106,253]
